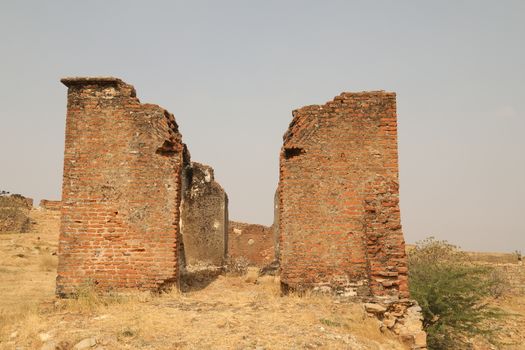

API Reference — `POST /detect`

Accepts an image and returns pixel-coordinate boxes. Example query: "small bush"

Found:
[408,237,505,350]
[65,281,126,313]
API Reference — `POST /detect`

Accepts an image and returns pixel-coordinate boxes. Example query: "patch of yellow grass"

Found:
[0,211,415,348]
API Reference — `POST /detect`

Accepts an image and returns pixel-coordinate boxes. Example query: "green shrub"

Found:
[408,237,504,349]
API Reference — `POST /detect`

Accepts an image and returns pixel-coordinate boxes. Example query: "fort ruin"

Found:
[278,92,408,298]
[56,77,408,300]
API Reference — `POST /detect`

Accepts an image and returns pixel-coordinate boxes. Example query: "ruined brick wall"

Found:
[279,91,408,298]
[0,194,33,232]
[39,199,62,211]
[228,221,274,267]
[57,77,183,295]
[180,162,228,267]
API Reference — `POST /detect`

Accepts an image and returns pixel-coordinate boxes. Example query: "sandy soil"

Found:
[0,209,405,350]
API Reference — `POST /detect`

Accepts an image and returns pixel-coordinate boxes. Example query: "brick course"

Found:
[57,77,183,295]
[278,91,408,298]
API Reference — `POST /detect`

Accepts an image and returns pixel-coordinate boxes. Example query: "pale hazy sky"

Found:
[1,1,523,252]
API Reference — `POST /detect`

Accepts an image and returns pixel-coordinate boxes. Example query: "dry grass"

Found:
[0,210,407,350]
[2,210,523,349]
[1,274,404,349]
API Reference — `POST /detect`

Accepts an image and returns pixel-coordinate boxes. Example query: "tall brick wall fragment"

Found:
[181,162,228,267]
[279,91,408,298]
[57,77,183,295]
[228,221,274,267]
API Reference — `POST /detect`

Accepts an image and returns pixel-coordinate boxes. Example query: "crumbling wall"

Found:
[181,162,228,267]
[278,91,408,298]
[57,77,183,295]
[39,199,62,211]
[228,221,274,267]
[0,194,33,233]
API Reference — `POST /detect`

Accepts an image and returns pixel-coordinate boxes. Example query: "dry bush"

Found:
[409,237,506,349]
[486,267,512,298]
[60,281,132,314]
[256,275,281,297]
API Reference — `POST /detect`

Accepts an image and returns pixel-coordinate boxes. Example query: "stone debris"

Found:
[73,337,97,350]
[364,302,387,314]
[365,299,428,350]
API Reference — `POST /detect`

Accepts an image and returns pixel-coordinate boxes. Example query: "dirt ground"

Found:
[0,209,405,350]
[1,210,523,350]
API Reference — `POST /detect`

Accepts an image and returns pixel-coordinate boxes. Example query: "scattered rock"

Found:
[39,332,52,342]
[383,316,396,329]
[73,337,97,350]
[41,340,57,350]
[364,303,386,314]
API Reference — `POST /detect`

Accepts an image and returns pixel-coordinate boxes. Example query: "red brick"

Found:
[278,91,409,298]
